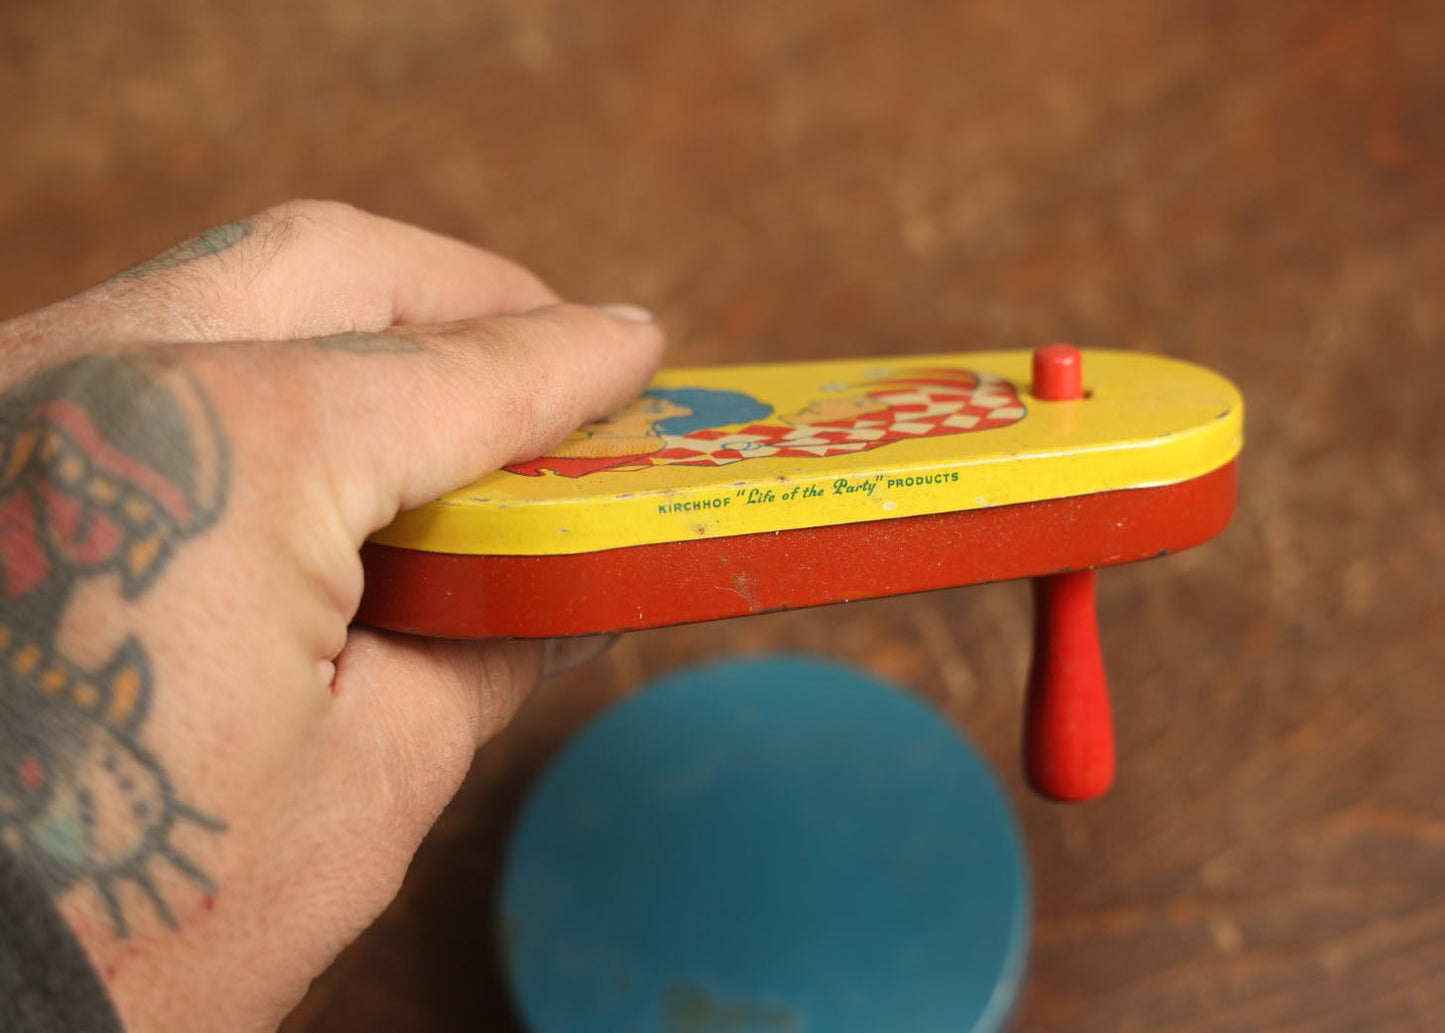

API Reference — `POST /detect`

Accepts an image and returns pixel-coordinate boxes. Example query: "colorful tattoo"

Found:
[0,356,229,936]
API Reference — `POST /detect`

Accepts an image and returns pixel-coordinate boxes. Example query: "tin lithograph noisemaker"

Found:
[358,345,1244,802]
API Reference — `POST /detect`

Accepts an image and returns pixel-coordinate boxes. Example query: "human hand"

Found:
[0,202,663,1032]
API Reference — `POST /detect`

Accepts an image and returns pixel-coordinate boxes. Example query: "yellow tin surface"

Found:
[371,350,1243,556]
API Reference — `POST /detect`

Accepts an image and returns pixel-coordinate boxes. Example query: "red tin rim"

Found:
[358,459,1237,639]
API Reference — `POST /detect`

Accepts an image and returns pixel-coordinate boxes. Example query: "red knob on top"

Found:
[1032,343,1083,402]
[1023,343,1115,802]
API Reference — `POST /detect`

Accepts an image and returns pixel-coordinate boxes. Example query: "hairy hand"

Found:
[0,201,663,1032]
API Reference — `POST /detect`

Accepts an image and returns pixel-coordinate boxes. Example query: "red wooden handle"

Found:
[1024,570,1115,801]
[1022,343,1115,801]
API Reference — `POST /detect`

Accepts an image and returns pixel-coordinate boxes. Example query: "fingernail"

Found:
[596,303,655,324]
[542,634,619,677]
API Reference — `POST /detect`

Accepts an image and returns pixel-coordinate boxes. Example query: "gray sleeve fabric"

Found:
[0,848,124,1033]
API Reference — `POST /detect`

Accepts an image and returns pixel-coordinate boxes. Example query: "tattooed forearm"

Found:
[114,221,251,280]
[311,332,424,354]
[0,356,229,937]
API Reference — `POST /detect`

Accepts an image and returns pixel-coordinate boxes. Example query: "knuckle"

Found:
[258,198,366,237]
[488,356,548,450]
[436,320,542,421]
[251,199,376,265]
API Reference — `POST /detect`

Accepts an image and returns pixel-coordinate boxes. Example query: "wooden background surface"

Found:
[4,0,1443,1029]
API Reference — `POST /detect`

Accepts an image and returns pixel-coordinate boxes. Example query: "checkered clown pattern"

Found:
[649,370,1026,468]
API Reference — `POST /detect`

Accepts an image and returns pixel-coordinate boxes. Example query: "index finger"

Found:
[0,201,560,369]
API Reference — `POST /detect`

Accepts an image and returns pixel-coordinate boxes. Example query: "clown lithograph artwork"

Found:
[506,366,1027,478]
